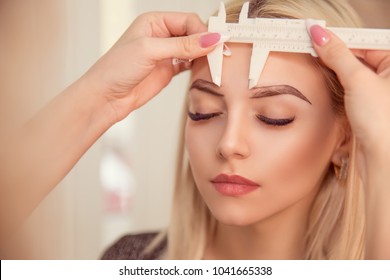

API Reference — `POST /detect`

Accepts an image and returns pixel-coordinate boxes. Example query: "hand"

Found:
[82,12,225,122]
[307,24,390,158]
[0,11,228,243]
[307,24,390,259]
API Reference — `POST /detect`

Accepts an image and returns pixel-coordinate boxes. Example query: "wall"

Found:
[1,0,103,259]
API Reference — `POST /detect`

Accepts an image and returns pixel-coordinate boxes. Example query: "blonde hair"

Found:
[151,0,365,259]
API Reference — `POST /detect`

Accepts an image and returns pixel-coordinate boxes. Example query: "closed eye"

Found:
[256,115,295,126]
[188,112,222,121]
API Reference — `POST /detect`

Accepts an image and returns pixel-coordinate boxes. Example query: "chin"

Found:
[207,204,264,227]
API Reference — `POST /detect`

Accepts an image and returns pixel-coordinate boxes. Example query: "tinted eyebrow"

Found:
[189,79,223,97]
[251,85,312,105]
[189,79,312,105]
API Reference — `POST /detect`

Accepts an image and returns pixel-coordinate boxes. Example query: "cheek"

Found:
[258,118,338,195]
[185,120,220,170]
[228,120,341,225]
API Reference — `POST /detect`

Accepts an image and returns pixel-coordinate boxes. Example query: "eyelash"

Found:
[256,115,295,126]
[188,112,222,121]
[188,112,294,126]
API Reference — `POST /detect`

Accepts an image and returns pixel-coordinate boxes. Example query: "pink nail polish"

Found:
[199,33,221,48]
[309,25,330,46]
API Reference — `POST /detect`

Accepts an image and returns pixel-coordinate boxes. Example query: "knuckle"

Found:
[133,12,149,24]
[137,12,155,21]
[188,12,201,21]
[178,36,196,57]
[134,12,159,28]
[185,12,206,34]
[136,37,151,55]
[323,41,347,62]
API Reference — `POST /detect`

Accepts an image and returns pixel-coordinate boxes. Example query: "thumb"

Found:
[306,22,373,90]
[147,32,229,61]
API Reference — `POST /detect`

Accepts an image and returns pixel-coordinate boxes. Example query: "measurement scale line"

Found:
[207,2,390,88]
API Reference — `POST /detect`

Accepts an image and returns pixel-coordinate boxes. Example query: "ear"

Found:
[331,119,352,167]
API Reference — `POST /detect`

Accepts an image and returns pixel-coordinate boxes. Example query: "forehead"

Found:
[191,43,329,104]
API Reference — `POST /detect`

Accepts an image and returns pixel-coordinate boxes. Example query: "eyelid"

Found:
[188,111,222,121]
[256,115,295,126]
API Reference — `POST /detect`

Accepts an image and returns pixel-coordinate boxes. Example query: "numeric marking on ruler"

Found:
[207,2,390,88]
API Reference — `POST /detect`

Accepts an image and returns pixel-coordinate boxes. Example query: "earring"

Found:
[334,157,348,181]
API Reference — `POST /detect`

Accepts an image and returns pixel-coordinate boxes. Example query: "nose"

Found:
[216,115,251,160]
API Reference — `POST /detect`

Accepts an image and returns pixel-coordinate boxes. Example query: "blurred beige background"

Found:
[0,0,389,259]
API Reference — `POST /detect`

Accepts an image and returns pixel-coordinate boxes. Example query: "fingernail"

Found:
[306,20,330,46]
[199,32,230,48]
[219,33,231,43]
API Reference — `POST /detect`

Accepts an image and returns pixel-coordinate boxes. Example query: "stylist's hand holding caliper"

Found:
[0,12,228,240]
[307,23,390,259]
[85,12,227,121]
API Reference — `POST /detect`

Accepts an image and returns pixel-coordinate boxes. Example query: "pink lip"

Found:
[211,174,260,196]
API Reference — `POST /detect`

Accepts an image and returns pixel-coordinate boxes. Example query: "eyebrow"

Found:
[190,79,224,97]
[189,79,312,105]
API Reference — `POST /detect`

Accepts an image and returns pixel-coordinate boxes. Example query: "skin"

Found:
[185,43,349,259]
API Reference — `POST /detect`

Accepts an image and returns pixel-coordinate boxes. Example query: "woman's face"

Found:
[185,44,345,226]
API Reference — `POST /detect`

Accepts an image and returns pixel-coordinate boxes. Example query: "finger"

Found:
[173,60,193,74]
[146,32,229,61]
[353,50,390,68]
[131,59,176,109]
[306,22,375,90]
[364,51,390,76]
[352,50,390,75]
[160,12,208,36]
[172,59,193,76]
[134,12,207,38]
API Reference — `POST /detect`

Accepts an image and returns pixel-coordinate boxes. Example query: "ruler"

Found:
[207,2,390,88]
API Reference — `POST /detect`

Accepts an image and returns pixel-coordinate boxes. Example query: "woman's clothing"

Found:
[101,232,166,260]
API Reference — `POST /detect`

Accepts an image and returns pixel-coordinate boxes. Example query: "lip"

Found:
[210,173,260,196]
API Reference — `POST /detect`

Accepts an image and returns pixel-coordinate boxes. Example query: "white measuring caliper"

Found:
[207,1,390,88]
